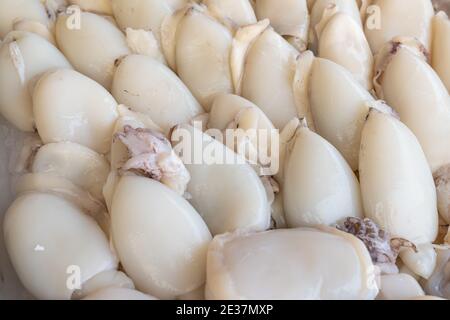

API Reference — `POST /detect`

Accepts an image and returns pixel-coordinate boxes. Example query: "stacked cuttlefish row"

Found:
[0,0,449,300]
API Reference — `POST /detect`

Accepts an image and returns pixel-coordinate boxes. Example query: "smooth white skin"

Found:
[359,110,438,245]
[111,0,185,41]
[33,69,119,154]
[399,243,437,279]
[204,0,256,27]
[208,93,274,131]
[206,227,378,300]
[309,58,374,171]
[12,20,56,45]
[116,104,162,132]
[241,28,299,129]
[84,287,157,300]
[254,0,309,50]
[209,94,255,130]
[379,46,450,173]
[359,105,440,277]
[364,0,434,54]
[229,19,270,95]
[172,125,270,236]
[311,0,362,30]
[32,142,110,201]
[68,0,114,15]
[309,0,362,52]
[56,12,131,90]
[0,31,72,131]
[111,54,203,134]
[3,193,117,300]
[208,93,276,166]
[376,274,425,300]
[160,3,192,70]
[124,28,166,64]
[379,42,450,226]
[14,173,105,213]
[283,124,363,228]
[175,9,234,111]
[111,176,212,299]
[15,173,110,235]
[318,12,373,90]
[398,262,421,281]
[432,12,450,93]
[0,0,49,38]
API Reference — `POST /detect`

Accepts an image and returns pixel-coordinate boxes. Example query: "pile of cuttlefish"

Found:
[0,0,450,300]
